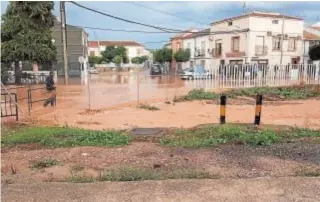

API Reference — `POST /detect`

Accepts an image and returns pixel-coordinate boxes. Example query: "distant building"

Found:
[52,20,89,77]
[209,11,304,66]
[170,28,198,72]
[182,28,211,69]
[88,40,151,64]
[302,26,320,64]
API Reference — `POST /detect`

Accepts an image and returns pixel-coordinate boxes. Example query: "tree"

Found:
[309,44,320,61]
[89,56,102,64]
[153,48,172,64]
[131,55,149,64]
[139,55,149,63]
[113,55,122,66]
[101,46,129,64]
[1,1,57,84]
[174,48,191,71]
[131,57,140,64]
[174,48,190,63]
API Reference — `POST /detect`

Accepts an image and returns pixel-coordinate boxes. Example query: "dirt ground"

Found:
[21,98,320,130]
[2,140,320,184]
[3,177,320,202]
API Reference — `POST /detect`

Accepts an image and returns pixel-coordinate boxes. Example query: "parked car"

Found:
[179,66,212,80]
[88,68,98,74]
[150,64,162,75]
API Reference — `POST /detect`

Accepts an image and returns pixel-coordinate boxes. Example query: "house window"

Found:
[228,21,233,26]
[215,39,222,56]
[90,51,95,57]
[231,37,240,52]
[272,20,279,24]
[288,37,296,51]
[272,36,281,50]
[177,42,181,49]
[187,43,190,50]
[201,41,205,55]
[137,48,141,55]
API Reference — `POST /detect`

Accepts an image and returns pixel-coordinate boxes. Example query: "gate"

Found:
[1,93,19,121]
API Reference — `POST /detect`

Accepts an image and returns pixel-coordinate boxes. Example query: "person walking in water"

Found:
[43,71,56,107]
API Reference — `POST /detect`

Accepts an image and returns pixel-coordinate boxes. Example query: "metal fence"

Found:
[1,93,19,121]
[194,64,320,89]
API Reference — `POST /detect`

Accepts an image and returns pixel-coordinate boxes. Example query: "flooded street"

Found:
[2,71,320,130]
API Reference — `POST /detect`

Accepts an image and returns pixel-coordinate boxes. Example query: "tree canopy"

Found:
[174,48,191,63]
[309,44,320,61]
[1,1,57,64]
[131,55,149,64]
[153,48,172,64]
[101,46,129,64]
[89,56,103,64]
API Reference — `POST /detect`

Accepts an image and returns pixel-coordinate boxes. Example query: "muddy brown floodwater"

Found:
[2,71,320,130]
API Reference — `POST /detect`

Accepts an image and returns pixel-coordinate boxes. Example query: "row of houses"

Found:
[51,18,152,77]
[167,11,320,71]
[88,41,152,63]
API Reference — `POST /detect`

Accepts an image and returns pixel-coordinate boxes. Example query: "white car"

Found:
[88,68,98,74]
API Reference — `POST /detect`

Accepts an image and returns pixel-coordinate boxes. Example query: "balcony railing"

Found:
[194,49,205,57]
[212,48,222,58]
[255,45,268,56]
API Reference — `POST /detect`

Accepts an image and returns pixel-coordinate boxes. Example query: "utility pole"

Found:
[60,1,69,85]
[280,5,285,65]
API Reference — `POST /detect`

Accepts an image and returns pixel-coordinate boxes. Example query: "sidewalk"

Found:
[2,177,320,202]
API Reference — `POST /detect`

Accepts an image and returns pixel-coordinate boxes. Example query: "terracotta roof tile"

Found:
[303,31,320,40]
[312,27,320,31]
[88,41,143,47]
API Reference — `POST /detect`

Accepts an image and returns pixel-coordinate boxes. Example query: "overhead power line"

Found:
[69,1,185,33]
[68,2,248,37]
[140,40,170,44]
[125,2,210,26]
[76,26,175,34]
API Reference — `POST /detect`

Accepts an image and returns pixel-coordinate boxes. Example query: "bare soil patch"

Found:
[2,138,319,184]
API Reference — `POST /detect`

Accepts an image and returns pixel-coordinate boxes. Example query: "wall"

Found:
[248,16,303,65]
[52,22,88,76]
[209,15,304,66]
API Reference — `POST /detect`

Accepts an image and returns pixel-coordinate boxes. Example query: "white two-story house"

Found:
[210,11,304,66]
[182,29,212,70]
[88,40,151,64]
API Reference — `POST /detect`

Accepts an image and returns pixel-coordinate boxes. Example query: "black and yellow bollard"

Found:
[254,94,263,125]
[220,94,227,124]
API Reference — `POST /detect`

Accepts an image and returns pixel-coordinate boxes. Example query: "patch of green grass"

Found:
[64,167,216,182]
[174,89,218,102]
[160,125,282,148]
[102,167,216,182]
[1,127,131,148]
[68,175,96,183]
[30,158,58,169]
[138,104,160,111]
[175,85,320,102]
[160,125,320,148]
[290,128,320,138]
[227,85,320,99]
[295,166,320,177]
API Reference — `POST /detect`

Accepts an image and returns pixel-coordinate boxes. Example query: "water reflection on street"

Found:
[9,70,212,114]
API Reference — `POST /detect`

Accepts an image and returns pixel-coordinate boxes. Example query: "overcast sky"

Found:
[1,1,320,49]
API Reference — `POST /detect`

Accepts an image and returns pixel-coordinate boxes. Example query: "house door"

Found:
[255,36,265,54]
